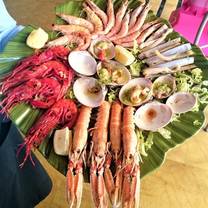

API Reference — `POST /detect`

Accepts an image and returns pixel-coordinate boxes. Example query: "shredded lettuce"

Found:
[129,60,143,77]
[175,68,208,105]
[65,87,76,100]
[136,129,154,157]
[107,88,119,103]
[157,128,171,139]
[193,120,202,126]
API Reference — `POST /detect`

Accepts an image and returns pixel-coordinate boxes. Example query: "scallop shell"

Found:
[119,78,153,106]
[73,77,107,108]
[97,60,131,86]
[166,92,197,114]
[89,37,115,60]
[152,75,176,99]
[135,102,173,131]
[68,51,97,76]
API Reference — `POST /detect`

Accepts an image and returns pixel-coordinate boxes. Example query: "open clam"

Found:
[89,37,115,60]
[119,78,152,106]
[152,75,176,99]
[135,102,173,131]
[68,51,97,76]
[97,60,131,85]
[166,92,197,114]
[73,77,107,108]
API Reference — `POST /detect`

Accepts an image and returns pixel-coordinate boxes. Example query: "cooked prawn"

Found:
[85,0,108,27]
[46,35,85,48]
[106,0,128,38]
[56,13,94,32]
[128,2,150,34]
[129,2,145,29]
[103,0,115,34]
[83,3,104,34]
[52,24,90,35]
[110,11,130,41]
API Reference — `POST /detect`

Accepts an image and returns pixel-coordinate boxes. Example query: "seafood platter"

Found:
[0,0,208,207]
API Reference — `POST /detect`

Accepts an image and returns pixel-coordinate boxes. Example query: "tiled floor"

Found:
[4,0,208,207]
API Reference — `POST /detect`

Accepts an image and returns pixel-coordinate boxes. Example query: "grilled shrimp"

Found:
[46,35,85,47]
[83,3,104,34]
[52,24,90,35]
[129,2,145,29]
[85,0,108,27]
[128,2,150,34]
[110,11,130,41]
[103,0,115,34]
[106,0,128,38]
[56,13,94,32]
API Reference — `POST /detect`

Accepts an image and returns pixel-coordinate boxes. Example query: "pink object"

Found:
[169,0,208,56]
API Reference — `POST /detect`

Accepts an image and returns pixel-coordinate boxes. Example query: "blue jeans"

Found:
[0,115,52,208]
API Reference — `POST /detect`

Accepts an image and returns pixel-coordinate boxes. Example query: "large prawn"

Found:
[67,106,92,208]
[90,101,111,208]
[122,106,140,208]
[106,0,128,38]
[104,101,123,207]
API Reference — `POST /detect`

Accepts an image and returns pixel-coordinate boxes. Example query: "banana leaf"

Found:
[0,0,207,179]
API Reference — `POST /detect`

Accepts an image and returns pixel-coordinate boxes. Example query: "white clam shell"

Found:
[89,37,115,60]
[166,92,197,114]
[119,78,153,106]
[97,60,131,86]
[135,102,173,131]
[73,77,107,108]
[152,75,176,99]
[68,51,97,76]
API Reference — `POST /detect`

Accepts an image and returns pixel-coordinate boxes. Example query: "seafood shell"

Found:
[89,37,115,60]
[166,92,197,114]
[68,51,97,76]
[135,102,173,131]
[152,75,176,99]
[119,78,152,106]
[73,77,107,108]
[97,60,131,86]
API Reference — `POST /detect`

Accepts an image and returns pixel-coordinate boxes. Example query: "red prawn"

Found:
[17,99,78,167]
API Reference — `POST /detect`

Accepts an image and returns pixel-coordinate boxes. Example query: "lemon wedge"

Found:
[115,45,135,66]
[53,127,72,156]
[26,28,48,49]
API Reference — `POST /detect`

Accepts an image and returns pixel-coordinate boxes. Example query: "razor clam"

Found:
[135,102,173,131]
[152,75,176,99]
[166,92,197,114]
[145,43,192,65]
[119,78,152,106]
[89,37,115,60]
[139,37,181,59]
[143,64,197,78]
[73,77,107,108]
[97,60,131,85]
[156,57,194,69]
[68,51,97,76]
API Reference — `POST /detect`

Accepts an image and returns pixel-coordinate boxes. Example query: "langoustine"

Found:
[90,101,111,208]
[67,106,92,208]
[17,99,78,167]
[104,101,123,207]
[122,106,140,208]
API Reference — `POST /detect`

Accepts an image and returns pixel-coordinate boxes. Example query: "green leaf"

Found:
[0,0,207,180]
